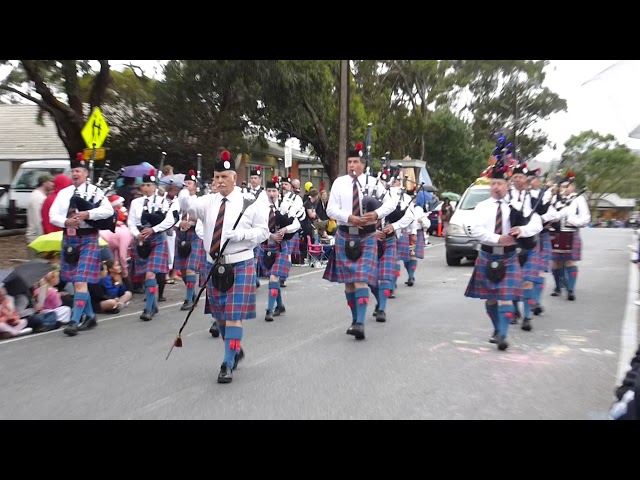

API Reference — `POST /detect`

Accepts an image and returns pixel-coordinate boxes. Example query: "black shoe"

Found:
[551,288,561,297]
[217,364,233,384]
[521,318,532,332]
[510,314,519,325]
[265,310,274,322]
[233,348,245,369]
[256,279,261,288]
[388,291,396,299]
[180,300,194,311]
[532,304,543,316]
[346,323,365,340]
[78,316,97,331]
[209,321,220,338]
[63,322,78,336]
[154,306,159,315]
[405,279,414,287]
[567,291,575,301]
[497,335,509,351]
[273,305,286,316]
[158,296,167,302]
[279,279,287,288]
[375,310,387,323]
[489,330,499,343]
[140,310,153,321]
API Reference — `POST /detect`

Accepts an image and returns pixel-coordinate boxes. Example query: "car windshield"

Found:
[458,188,491,210]
[11,168,66,189]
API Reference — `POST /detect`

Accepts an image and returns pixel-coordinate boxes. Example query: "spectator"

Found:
[32,269,71,327]
[441,198,454,235]
[0,283,32,337]
[88,262,125,314]
[41,174,72,235]
[26,174,54,243]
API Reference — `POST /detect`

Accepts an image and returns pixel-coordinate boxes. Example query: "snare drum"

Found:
[550,228,576,253]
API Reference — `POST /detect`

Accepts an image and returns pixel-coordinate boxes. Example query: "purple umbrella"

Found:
[121,164,155,178]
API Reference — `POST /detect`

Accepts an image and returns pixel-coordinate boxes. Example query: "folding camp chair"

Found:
[307,236,325,268]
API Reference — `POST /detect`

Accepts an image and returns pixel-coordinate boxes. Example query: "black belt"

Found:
[66,228,98,236]
[481,244,517,254]
[338,224,376,235]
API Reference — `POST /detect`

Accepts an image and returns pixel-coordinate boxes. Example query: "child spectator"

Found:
[33,269,71,326]
[0,283,32,337]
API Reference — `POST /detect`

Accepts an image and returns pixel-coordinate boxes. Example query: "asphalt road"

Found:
[0,228,637,419]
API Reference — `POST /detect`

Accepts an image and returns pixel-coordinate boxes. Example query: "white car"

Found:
[0,160,70,229]
[444,181,491,266]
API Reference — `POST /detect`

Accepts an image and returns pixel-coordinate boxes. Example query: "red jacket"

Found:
[41,174,72,234]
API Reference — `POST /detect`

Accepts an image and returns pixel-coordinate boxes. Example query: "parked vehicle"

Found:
[0,160,70,229]
[444,181,491,266]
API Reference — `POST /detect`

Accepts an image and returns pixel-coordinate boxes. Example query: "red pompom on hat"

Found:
[215,150,235,172]
[108,195,124,207]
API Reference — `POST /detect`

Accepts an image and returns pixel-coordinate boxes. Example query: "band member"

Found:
[527,169,559,314]
[261,179,300,321]
[247,166,268,204]
[178,150,269,384]
[508,163,542,331]
[49,153,115,336]
[128,168,180,321]
[389,175,418,287]
[464,162,542,351]
[369,171,413,323]
[323,142,396,340]
[174,170,203,311]
[549,172,590,300]
[280,177,305,267]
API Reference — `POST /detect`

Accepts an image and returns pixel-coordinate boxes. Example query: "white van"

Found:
[444,180,491,266]
[0,160,70,229]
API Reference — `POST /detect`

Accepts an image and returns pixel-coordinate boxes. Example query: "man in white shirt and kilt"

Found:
[179,150,269,384]
[49,153,115,336]
[323,142,396,340]
[174,170,205,311]
[260,179,301,322]
[128,168,180,322]
[464,162,542,351]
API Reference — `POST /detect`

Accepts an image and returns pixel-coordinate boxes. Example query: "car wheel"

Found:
[446,253,461,266]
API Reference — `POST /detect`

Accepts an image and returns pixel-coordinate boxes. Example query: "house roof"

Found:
[595,193,637,208]
[0,104,69,160]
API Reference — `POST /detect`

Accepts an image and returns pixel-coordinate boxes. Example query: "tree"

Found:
[0,60,113,158]
[560,130,640,215]
[258,60,368,182]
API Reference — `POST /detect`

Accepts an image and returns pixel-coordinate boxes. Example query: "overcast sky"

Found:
[5,60,640,162]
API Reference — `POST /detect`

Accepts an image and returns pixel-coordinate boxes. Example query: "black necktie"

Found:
[210,198,227,259]
[495,201,503,235]
[352,177,361,216]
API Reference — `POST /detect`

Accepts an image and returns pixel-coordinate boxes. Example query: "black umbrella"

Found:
[2,259,55,297]
[421,184,439,193]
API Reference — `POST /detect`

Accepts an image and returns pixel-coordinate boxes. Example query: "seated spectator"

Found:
[102,260,132,309]
[32,270,71,327]
[88,262,129,314]
[0,283,32,337]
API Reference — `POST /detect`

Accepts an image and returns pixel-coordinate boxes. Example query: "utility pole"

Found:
[338,60,350,176]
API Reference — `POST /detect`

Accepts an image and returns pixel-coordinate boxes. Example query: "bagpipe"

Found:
[69,161,118,232]
[274,208,297,240]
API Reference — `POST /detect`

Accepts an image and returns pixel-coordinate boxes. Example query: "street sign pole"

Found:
[89,142,97,183]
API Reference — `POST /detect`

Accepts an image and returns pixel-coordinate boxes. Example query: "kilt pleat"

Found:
[465,250,523,301]
[323,230,377,285]
[60,232,102,284]
[205,259,256,321]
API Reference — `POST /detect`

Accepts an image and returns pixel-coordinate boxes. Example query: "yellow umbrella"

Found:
[28,231,108,254]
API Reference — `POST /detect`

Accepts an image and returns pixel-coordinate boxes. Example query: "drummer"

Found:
[549,172,590,301]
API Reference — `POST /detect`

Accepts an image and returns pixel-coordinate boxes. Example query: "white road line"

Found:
[615,242,639,386]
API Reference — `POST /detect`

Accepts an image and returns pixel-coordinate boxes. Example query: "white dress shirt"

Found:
[50,183,114,229]
[279,190,306,221]
[327,173,397,225]
[469,196,542,246]
[385,188,416,237]
[556,194,590,228]
[530,188,560,224]
[127,193,180,238]
[179,188,269,264]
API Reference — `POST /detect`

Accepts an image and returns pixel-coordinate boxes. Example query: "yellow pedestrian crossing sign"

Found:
[81,107,110,149]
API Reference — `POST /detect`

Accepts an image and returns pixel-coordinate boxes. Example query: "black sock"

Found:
[157,273,166,298]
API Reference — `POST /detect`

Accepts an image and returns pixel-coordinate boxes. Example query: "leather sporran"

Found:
[518,250,530,267]
[345,238,362,262]
[136,240,152,260]
[177,239,192,258]
[486,259,506,283]
[63,245,80,265]
[212,263,235,292]
[263,250,277,270]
